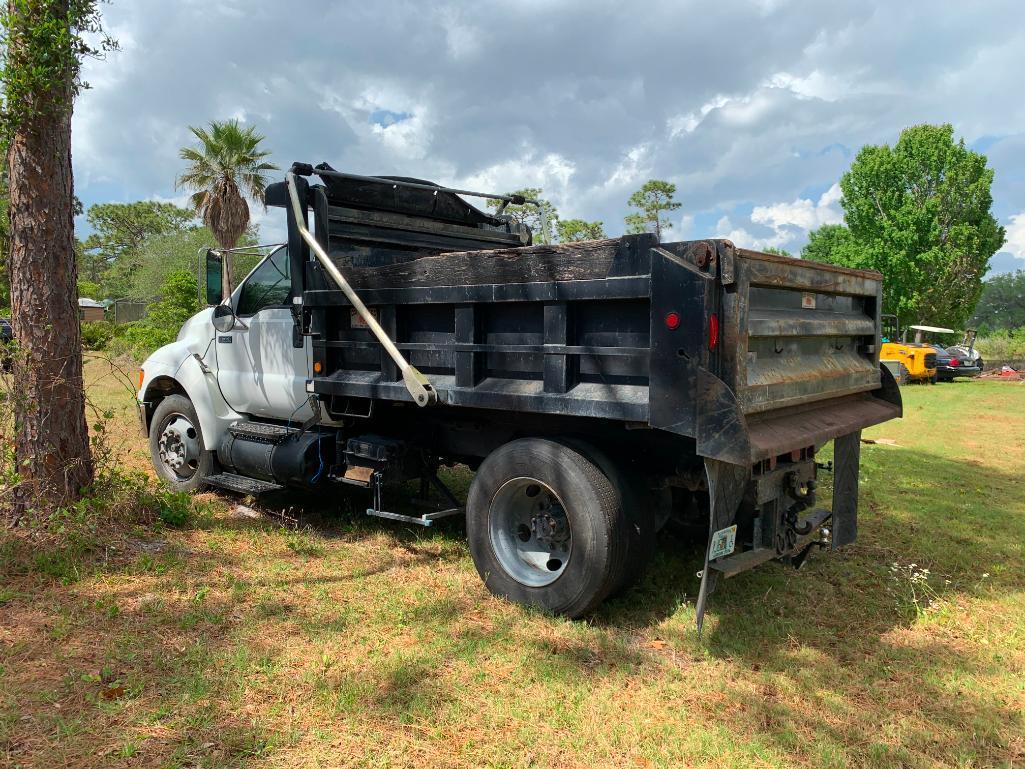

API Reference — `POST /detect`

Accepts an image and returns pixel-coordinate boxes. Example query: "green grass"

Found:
[1,365,1023,768]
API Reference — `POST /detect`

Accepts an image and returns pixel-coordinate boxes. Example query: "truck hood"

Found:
[177,307,214,342]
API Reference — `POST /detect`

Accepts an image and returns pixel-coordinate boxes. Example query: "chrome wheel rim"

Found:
[488,477,572,587]
[157,413,200,479]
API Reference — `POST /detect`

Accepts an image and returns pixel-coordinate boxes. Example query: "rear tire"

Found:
[148,395,212,493]
[466,438,628,618]
[552,439,663,596]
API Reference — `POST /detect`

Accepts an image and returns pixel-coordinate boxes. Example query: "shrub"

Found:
[81,320,116,350]
[77,280,102,300]
[117,322,177,358]
[111,270,201,360]
[146,270,200,331]
[975,328,1025,362]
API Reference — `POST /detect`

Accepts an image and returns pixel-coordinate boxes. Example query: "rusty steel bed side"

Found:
[734,247,884,282]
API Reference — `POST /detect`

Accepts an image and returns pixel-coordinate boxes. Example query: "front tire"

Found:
[148,394,212,492]
[466,438,628,618]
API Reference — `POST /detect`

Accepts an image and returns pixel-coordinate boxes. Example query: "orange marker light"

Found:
[313,361,323,374]
[137,369,145,390]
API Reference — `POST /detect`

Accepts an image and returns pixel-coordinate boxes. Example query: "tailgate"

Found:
[737,248,882,414]
[646,242,902,465]
[723,248,901,462]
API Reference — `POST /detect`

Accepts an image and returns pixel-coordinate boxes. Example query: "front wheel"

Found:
[148,394,213,492]
[466,438,628,618]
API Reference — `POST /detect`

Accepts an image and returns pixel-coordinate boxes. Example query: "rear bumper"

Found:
[746,391,900,461]
[937,364,981,378]
[694,362,903,465]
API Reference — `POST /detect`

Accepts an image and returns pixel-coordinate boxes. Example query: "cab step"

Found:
[204,472,284,495]
[227,421,297,445]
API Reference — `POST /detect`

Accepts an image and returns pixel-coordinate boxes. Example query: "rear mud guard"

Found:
[830,430,861,548]
[694,458,749,635]
[694,427,867,634]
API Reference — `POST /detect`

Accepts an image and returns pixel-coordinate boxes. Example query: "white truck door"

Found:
[214,246,312,421]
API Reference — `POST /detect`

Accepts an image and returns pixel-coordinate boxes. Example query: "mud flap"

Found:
[831,430,861,548]
[694,458,750,635]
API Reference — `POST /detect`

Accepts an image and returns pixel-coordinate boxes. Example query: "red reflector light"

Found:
[708,313,719,349]
[949,358,959,366]
[664,311,681,330]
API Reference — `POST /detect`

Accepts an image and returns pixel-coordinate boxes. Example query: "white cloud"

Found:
[675,214,695,239]
[766,70,849,102]
[456,151,577,210]
[666,89,781,137]
[247,203,287,244]
[437,7,484,61]
[370,110,432,160]
[714,215,784,250]
[751,183,843,232]
[709,184,843,251]
[603,144,651,190]
[1005,212,1025,258]
[667,70,852,140]
[667,95,732,137]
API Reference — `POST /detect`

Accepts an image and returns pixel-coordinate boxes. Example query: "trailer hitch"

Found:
[285,170,437,407]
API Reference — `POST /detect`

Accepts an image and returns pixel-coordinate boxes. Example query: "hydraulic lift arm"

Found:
[285,170,438,407]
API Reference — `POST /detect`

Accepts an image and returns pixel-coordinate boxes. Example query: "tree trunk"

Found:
[221,252,235,302]
[6,20,93,510]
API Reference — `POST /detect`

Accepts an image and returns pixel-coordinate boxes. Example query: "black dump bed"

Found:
[297,205,901,465]
[265,168,903,466]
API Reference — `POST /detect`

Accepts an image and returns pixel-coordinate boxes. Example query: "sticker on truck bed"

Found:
[350,308,379,329]
[802,292,817,309]
[709,524,737,560]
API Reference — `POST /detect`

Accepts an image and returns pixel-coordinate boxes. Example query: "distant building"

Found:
[78,297,105,323]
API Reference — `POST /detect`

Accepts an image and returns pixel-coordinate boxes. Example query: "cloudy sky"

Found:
[73,0,1025,275]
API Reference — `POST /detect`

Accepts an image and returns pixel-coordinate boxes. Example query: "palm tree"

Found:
[177,120,278,299]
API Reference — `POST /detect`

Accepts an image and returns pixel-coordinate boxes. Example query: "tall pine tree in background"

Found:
[556,218,605,243]
[624,180,680,241]
[487,187,559,245]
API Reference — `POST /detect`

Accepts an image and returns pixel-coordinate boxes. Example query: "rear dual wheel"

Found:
[466,438,655,618]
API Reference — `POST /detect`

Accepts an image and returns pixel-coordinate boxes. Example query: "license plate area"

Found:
[709,524,737,560]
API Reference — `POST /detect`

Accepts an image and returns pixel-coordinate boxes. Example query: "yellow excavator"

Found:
[880,316,951,384]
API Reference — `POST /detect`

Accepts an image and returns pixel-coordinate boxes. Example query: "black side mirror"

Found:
[204,250,223,306]
[212,303,237,333]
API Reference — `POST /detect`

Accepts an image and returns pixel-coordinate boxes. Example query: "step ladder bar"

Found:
[364,470,463,527]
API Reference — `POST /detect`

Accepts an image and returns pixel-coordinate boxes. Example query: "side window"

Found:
[236,247,291,316]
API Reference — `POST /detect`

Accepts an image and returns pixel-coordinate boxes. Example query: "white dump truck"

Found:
[138,163,902,628]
